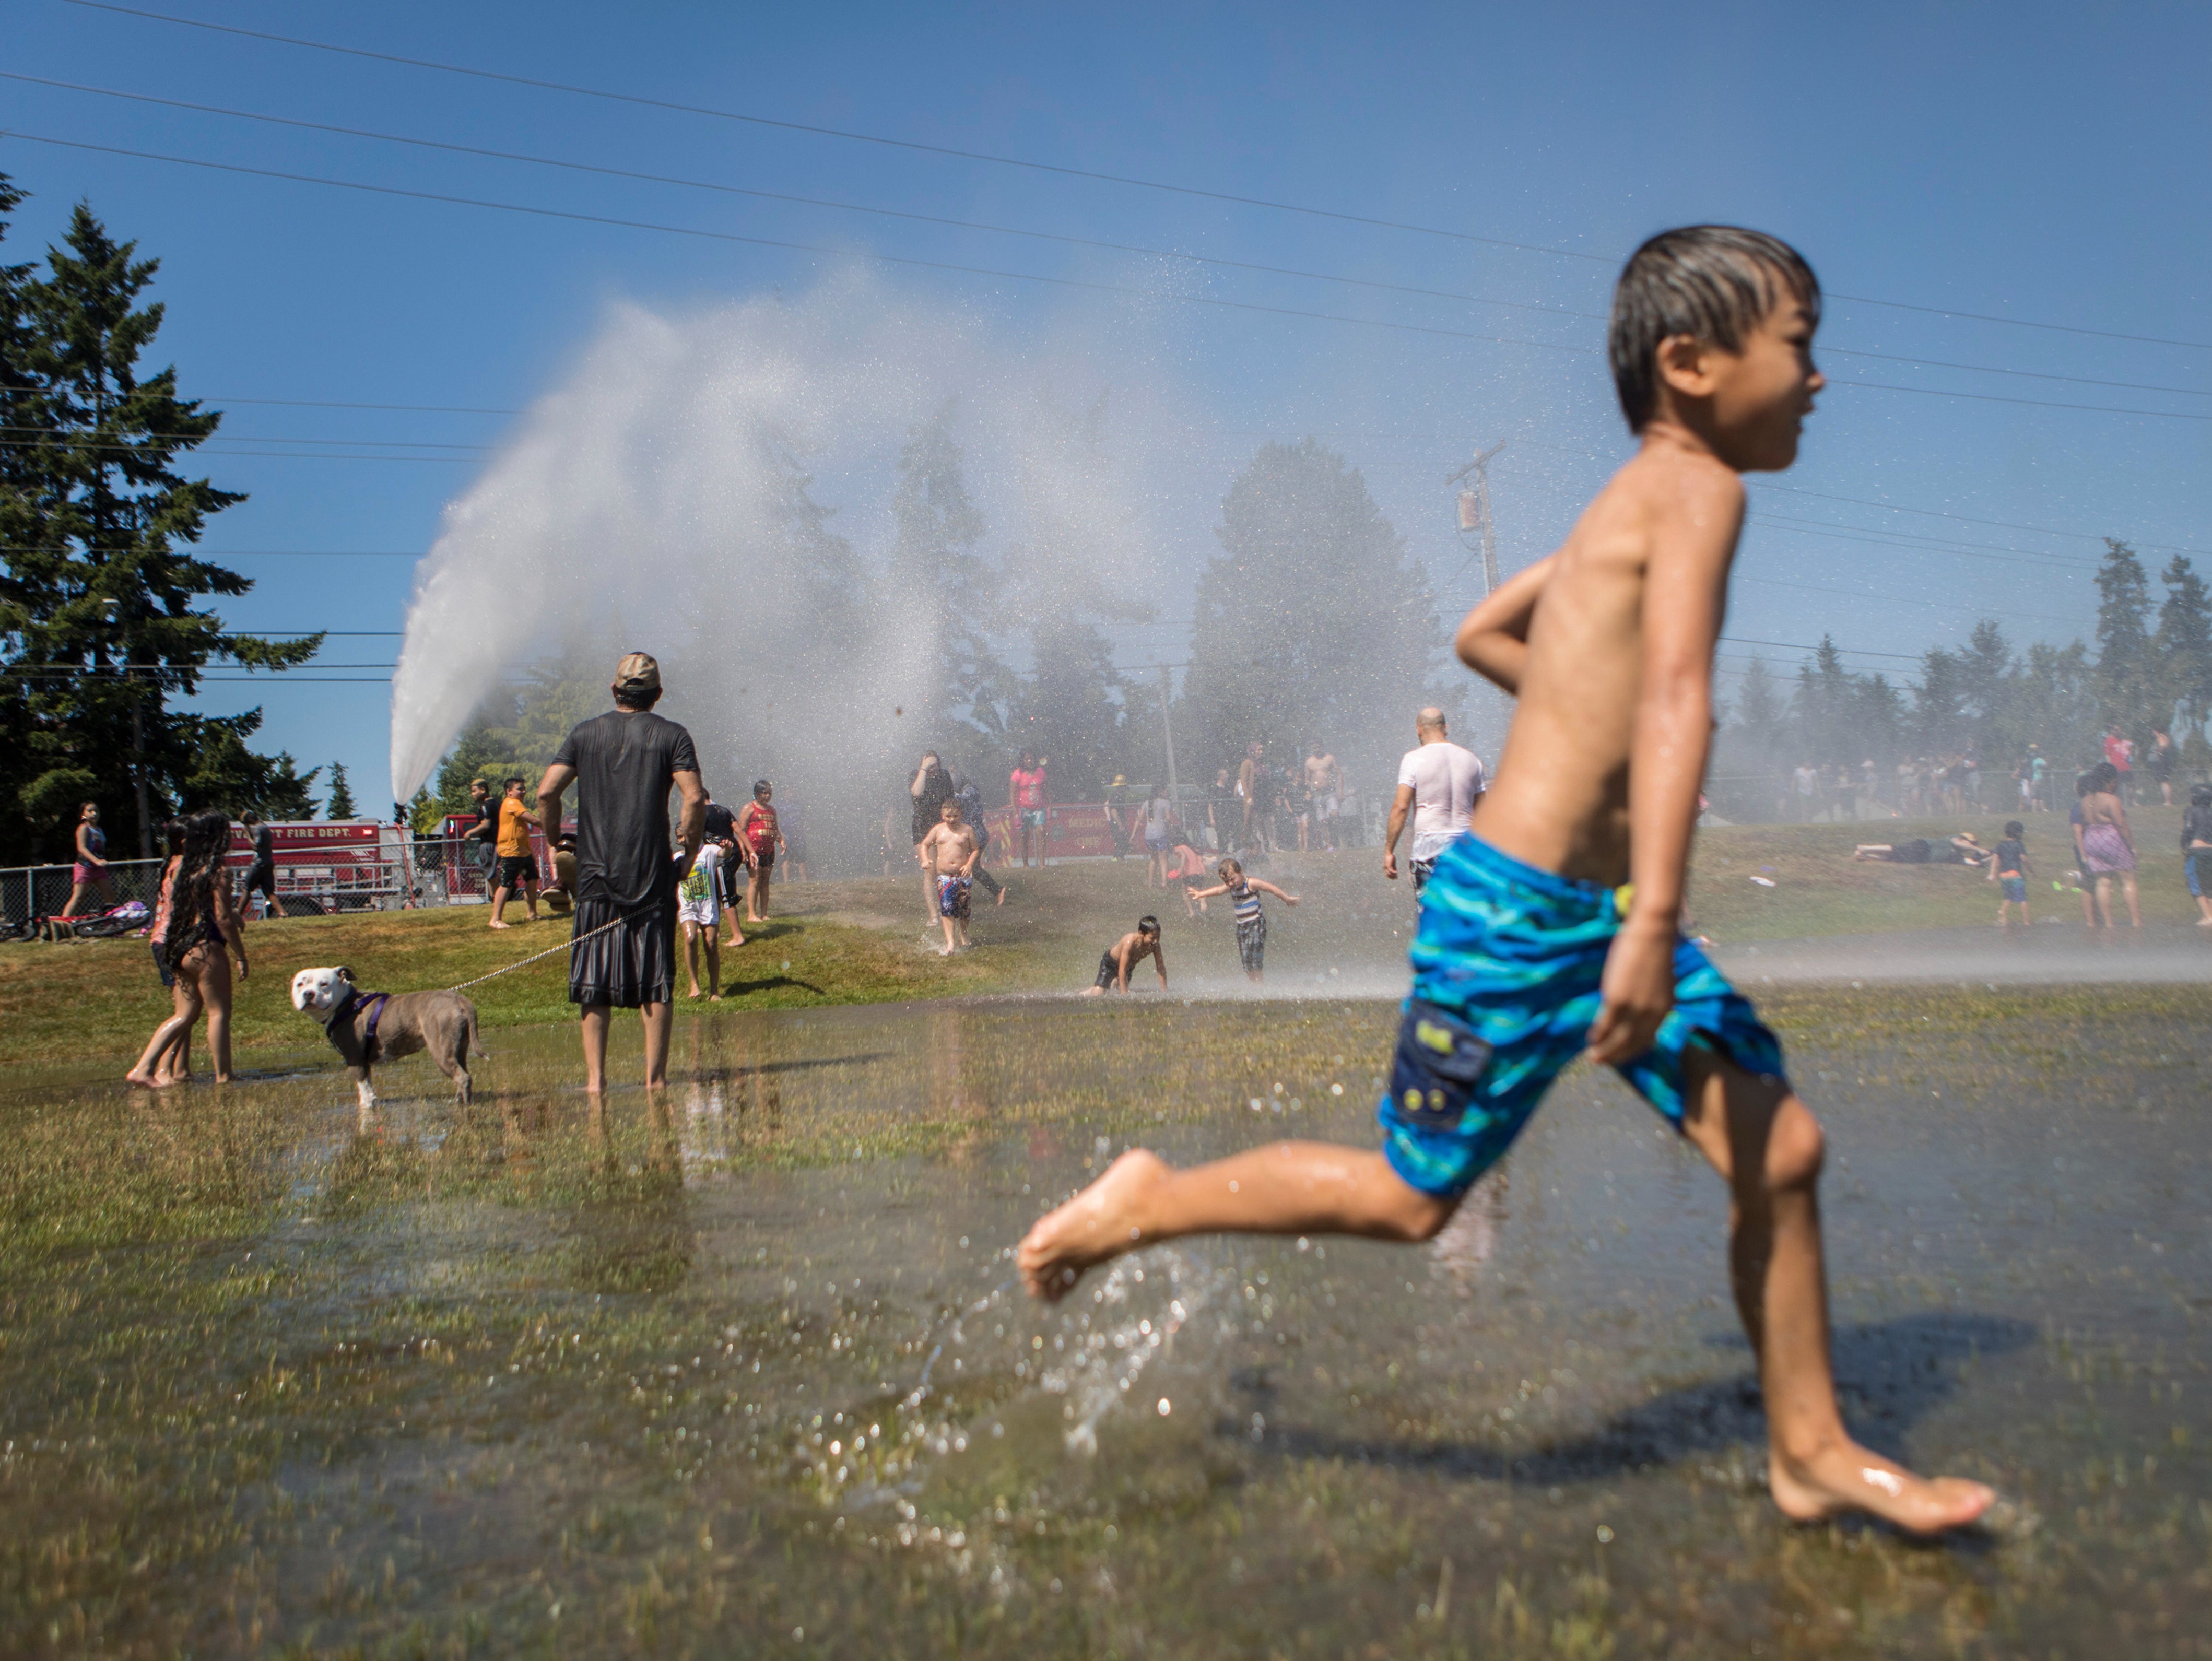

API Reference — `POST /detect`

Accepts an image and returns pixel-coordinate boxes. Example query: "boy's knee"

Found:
[1763,1101,1825,1192]
[1384,1181,1459,1242]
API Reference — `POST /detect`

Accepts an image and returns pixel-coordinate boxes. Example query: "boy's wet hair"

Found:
[1608,226,1821,432]
[1137,915,1159,935]
[1217,857,1243,881]
[2004,820,2025,838]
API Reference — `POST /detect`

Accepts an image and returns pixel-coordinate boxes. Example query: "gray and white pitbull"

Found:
[290,966,484,1109]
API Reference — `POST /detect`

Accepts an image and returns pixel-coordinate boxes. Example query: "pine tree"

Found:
[1005,616,1124,799]
[1731,656,1789,767]
[0,189,321,860]
[2092,537,2156,740]
[1184,440,1448,785]
[2156,554,2212,741]
[325,761,356,820]
[887,400,998,749]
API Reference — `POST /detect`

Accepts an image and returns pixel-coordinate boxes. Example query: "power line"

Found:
[0,545,423,556]
[0,131,1601,361]
[17,72,2208,403]
[15,128,2209,428]
[62,0,2212,353]
[1759,485,2211,558]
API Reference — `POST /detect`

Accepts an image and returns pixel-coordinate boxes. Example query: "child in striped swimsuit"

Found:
[1183,857,1298,983]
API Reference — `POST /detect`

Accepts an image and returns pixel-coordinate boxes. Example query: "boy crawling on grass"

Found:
[1019,226,1994,1534]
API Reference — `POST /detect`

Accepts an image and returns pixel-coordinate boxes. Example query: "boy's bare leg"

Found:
[2121,872,2142,927]
[1018,1142,1454,1299]
[1677,1051,1993,1533]
[704,936,721,999]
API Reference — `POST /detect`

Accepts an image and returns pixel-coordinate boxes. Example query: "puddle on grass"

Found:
[3,988,2209,1657]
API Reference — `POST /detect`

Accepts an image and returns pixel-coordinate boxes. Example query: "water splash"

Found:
[388,272,1180,834]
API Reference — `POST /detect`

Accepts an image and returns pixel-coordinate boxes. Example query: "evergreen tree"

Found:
[2092,537,2157,738]
[2156,554,2212,741]
[0,188,319,861]
[1912,645,1968,755]
[1004,616,1125,799]
[887,400,999,750]
[324,760,356,820]
[1729,655,1790,768]
[1791,636,1858,764]
[1183,440,1448,786]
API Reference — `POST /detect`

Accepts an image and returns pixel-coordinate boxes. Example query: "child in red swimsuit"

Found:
[738,780,783,925]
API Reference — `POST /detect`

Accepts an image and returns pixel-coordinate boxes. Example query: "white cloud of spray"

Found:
[389,272,1187,851]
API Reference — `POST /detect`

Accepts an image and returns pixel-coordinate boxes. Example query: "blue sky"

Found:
[4,0,2207,808]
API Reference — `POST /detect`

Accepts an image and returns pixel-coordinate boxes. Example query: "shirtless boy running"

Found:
[920,795,982,955]
[1018,226,1993,1535]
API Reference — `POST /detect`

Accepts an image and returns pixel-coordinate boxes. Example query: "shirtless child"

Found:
[920,795,981,955]
[1083,916,1168,995]
[1019,226,1994,1535]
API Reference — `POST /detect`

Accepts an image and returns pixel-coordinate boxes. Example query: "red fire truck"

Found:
[226,820,413,913]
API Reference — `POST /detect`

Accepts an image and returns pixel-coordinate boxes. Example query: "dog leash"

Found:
[444,911,636,993]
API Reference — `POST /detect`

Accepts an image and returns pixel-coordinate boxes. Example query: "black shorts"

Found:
[1095,949,1121,989]
[497,854,538,890]
[748,849,775,876]
[247,862,276,898]
[569,896,677,1009]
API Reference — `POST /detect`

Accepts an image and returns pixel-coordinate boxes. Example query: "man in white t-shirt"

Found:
[1384,707,1486,896]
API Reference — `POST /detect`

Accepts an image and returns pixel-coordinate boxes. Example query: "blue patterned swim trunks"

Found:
[1378,834,1789,1198]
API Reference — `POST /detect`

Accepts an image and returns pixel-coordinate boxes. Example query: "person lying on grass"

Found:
[1850,831,1990,866]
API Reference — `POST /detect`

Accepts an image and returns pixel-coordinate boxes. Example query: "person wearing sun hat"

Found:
[535,652,707,1092]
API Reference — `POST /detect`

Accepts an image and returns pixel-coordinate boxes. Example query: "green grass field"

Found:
[3,805,2196,1069]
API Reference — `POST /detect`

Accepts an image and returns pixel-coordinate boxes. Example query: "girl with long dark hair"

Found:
[127,811,250,1086]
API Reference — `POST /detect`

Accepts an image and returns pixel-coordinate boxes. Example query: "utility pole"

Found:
[1446,440,1507,596]
[1157,662,1181,806]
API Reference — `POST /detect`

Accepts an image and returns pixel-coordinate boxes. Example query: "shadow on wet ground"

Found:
[2,987,2208,1657]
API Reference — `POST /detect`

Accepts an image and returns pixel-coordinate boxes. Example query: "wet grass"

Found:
[1690,806,2204,940]
[0,845,1436,1071]
[2,983,2209,1656]
[9,814,2205,1071]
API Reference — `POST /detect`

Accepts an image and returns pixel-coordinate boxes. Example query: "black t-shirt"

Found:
[251,824,274,869]
[702,801,737,845]
[912,767,953,844]
[551,709,701,908]
[1994,838,2026,877]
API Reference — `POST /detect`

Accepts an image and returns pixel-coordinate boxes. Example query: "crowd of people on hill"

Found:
[1781,727,2180,824]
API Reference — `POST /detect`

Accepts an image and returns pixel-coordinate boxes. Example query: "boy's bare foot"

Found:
[489,920,511,930]
[124,1068,158,1089]
[1018,1149,1169,1300]
[1769,1443,1994,1535]
[996,885,1008,906]
[687,986,701,999]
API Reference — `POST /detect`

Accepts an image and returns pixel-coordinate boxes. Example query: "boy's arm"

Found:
[1250,879,1299,904]
[1185,882,1227,900]
[1454,553,1556,694]
[1587,475,1744,1067]
[1152,942,1169,988]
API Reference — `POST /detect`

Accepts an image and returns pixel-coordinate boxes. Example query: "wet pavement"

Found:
[3,986,2208,1657]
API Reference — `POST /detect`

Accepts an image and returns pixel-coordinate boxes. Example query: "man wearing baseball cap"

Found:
[536,652,707,1092]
